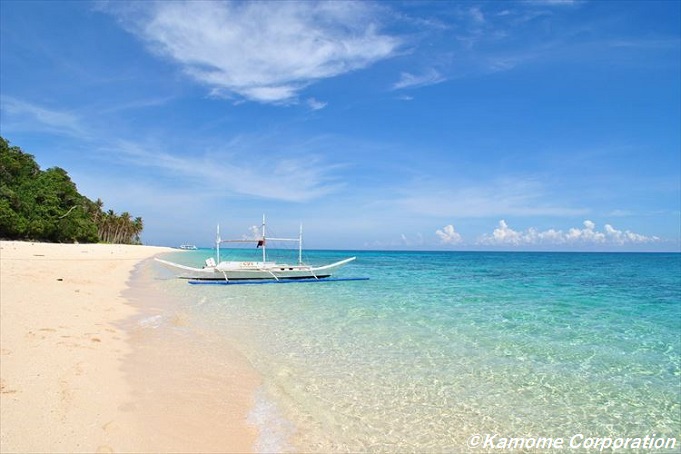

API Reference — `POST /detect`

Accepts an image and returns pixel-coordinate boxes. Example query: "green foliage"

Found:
[0,136,143,244]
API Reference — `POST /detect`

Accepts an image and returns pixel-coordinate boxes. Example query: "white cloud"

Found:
[604,223,659,245]
[479,219,660,247]
[306,98,328,111]
[111,1,400,103]
[435,224,463,244]
[393,69,445,90]
[483,219,523,245]
[565,219,605,243]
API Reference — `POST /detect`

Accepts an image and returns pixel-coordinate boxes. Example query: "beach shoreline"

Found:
[0,241,259,453]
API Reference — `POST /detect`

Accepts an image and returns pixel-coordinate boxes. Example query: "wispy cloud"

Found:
[396,178,587,218]
[478,219,660,247]
[0,93,344,202]
[107,1,400,104]
[110,139,344,202]
[524,0,580,6]
[392,68,445,90]
[414,1,605,77]
[306,98,328,111]
[468,6,486,24]
[0,97,89,139]
[98,96,173,115]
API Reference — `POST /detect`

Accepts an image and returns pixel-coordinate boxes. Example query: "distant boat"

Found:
[178,244,198,250]
[157,216,355,281]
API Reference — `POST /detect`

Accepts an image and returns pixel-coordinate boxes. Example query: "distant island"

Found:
[0,136,143,244]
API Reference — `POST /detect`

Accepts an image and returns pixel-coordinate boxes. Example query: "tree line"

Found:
[0,136,143,244]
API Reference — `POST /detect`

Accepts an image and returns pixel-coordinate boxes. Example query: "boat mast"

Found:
[299,223,303,265]
[261,214,266,263]
[216,224,221,263]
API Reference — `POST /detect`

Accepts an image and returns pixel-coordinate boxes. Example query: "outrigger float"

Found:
[156,216,358,283]
[188,277,369,286]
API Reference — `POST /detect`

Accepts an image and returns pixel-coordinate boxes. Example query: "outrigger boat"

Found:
[156,216,356,281]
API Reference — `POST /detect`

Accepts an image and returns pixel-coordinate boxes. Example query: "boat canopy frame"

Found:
[216,215,303,265]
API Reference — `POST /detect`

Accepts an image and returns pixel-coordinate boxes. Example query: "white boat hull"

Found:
[155,257,356,281]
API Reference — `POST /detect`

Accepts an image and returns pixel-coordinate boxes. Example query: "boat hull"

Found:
[155,257,355,281]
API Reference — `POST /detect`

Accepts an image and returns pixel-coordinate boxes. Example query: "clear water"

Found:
[149,250,681,452]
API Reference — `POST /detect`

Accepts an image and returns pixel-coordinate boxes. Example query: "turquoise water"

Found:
[152,250,680,452]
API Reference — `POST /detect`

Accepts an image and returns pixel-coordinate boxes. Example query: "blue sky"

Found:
[1,0,679,251]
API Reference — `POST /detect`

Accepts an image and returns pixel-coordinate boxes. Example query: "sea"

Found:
[134,249,680,452]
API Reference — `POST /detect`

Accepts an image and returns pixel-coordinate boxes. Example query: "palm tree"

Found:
[132,217,143,244]
[118,212,131,243]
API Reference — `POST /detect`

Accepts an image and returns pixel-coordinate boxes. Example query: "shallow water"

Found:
[150,250,680,452]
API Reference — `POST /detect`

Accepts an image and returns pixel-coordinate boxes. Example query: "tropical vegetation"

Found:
[0,136,143,244]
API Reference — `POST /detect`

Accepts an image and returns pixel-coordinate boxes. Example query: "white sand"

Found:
[0,241,259,453]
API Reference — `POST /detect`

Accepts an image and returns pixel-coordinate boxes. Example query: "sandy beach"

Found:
[0,241,259,453]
